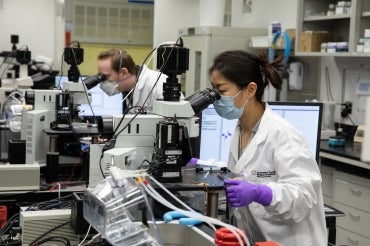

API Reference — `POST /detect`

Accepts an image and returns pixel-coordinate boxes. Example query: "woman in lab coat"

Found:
[209,50,327,246]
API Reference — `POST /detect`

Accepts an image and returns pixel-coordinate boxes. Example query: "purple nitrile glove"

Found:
[189,158,198,165]
[224,179,272,207]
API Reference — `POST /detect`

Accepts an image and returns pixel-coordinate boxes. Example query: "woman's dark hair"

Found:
[208,50,285,102]
[97,48,137,74]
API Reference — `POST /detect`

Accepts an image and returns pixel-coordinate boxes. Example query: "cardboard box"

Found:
[277,29,296,48]
[298,31,332,52]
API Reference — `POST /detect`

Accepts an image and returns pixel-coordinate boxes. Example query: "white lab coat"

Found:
[130,64,166,113]
[227,103,327,246]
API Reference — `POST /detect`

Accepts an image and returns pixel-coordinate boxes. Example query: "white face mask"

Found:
[100,80,120,96]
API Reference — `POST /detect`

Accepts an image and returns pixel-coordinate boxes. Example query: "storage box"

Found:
[277,29,296,48]
[298,31,332,52]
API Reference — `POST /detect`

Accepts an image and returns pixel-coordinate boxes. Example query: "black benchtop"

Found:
[320,140,362,161]
[320,140,370,178]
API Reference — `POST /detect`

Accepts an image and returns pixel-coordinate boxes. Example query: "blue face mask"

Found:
[213,90,248,120]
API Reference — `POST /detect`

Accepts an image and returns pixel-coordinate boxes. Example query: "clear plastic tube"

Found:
[144,184,247,246]
[146,176,249,246]
[139,184,163,246]
[148,176,217,232]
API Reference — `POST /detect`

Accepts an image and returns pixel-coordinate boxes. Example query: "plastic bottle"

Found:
[3,91,24,132]
[188,157,227,168]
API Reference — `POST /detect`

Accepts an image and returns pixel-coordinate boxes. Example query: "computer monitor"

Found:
[54,75,123,116]
[199,101,323,163]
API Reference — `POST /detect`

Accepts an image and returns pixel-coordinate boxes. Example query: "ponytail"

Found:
[256,53,284,91]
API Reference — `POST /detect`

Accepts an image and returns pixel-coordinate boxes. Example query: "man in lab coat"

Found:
[97,48,167,113]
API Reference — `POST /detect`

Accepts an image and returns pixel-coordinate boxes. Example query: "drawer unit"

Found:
[333,202,370,238]
[333,171,370,212]
[333,170,370,243]
[336,227,370,246]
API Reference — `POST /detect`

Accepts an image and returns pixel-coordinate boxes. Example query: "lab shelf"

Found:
[297,0,370,57]
[295,51,370,57]
[303,14,350,21]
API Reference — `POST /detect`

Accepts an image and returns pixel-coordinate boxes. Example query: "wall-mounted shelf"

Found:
[295,51,370,57]
[303,14,350,21]
[296,0,370,57]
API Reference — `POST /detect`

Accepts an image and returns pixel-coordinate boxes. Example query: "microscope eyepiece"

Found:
[185,88,220,115]
[83,74,106,89]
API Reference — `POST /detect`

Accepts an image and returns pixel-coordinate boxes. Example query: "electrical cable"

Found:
[138,159,151,170]
[145,160,167,174]
[79,75,97,123]
[0,58,14,79]
[57,52,66,89]
[28,221,70,246]
[26,194,73,211]
[98,154,106,178]
[325,66,335,102]
[78,225,92,246]
[0,59,6,72]
[81,233,101,246]
[34,236,71,246]
[347,114,355,125]
[0,213,19,237]
[0,52,14,78]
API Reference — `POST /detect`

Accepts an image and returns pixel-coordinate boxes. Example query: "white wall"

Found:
[153,0,298,46]
[231,0,298,30]
[0,0,64,70]
[153,0,199,47]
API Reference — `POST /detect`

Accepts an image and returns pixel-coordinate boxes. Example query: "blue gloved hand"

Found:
[224,179,272,207]
[163,211,202,226]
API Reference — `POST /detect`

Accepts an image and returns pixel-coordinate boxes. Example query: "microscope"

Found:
[89,41,220,185]
[20,44,105,183]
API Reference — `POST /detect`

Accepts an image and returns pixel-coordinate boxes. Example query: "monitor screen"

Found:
[199,104,238,163]
[199,101,323,163]
[54,75,123,116]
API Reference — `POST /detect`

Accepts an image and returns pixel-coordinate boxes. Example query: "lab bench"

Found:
[320,140,370,246]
